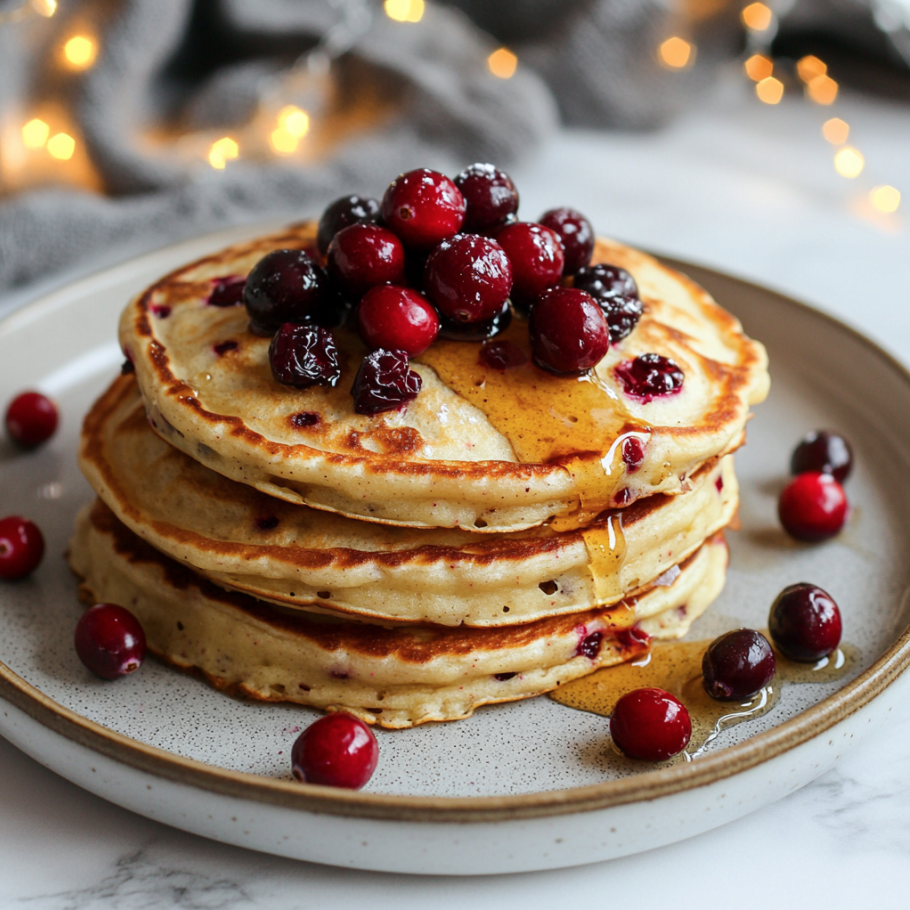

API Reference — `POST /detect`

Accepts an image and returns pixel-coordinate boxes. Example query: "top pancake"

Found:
[121,223,768,532]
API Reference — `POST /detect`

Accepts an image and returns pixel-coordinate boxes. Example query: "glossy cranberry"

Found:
[575,630,604,660]
[702,629,776,701]
[74,603,147,680]
[327,224,406,298]
[269,325,341,388]
[244,249,339,334]
[615,354,684,403]
[357,285,439,356]
[622,436,645,472]
[290,411,320,428]
[539,207,594,275]
[494,672,517,681]
[0,516,45,581]
[610,688,691,761]
[574,264,643,344]
[5,392,59,448]
[438,299,512,341]
[207,275,246,307]
[479,339,527,370]
[790,431,853,483]
[317,195,381,254]
[424,234,513,325]
[351,349,422,414]
[454,163,519,232]
[778,472,848,542]
[769,583,843,662]
[380,169,465,250]
[529,287,610,375]
[495,222,565,310]
[291,713,378,789]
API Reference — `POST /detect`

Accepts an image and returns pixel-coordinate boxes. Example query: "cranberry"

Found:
[292,713,378,789]
[454,163,519,232]
[256,515,280,530]
[5,392,59,448]
[380,169,465,250]
[790,431,853,483]
[317,195,381,254]
[622,436,645,472]
[213,340,238,356]
[702,629,776,701]
[351,349,422,414]
[574,264,643,344]
[357,285,439,356]
[0,516,45,581]
[615,354,684,403]
[529,287,610,375]
[575,630,604,660]
[479,339,527,370]
[207,275,246,307]
[495,222,565,311]
[778,472,848,542]
[327,224,406,298]
[610,688,691,761]
[769,583,842,662]
[291,412,320,428]
[74,603,147,680]
[539,207,594,275]
[424,234,513,325]
[438,299,512,341]
[269,325,341,388]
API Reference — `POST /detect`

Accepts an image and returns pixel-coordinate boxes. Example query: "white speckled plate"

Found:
[1,226,909,875]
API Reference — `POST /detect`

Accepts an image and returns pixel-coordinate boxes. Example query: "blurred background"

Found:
[1,0,908,344]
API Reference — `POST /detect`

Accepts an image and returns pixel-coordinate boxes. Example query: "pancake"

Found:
[120,223,768,532]
[69,502,728,728]
[79,375,739,627]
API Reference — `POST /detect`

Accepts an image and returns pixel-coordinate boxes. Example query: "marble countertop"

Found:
[2,75,910,908]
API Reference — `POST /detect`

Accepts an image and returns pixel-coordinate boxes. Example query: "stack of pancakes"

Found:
[70,226,769,728]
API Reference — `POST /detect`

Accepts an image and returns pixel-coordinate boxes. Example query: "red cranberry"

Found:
[622,436,645,472]
[574,264,643,344]
[380,169,465,250]
[769,583,843,662]
[292,713,378,789]
[213,340,238,356]
[327,224,406,298]
[479,339,527,370]
[614,354,684,403]
[610,688,692,761]
[539,207,594,275]
[0,516,45,581]
[269,325,341,388]
[351,349,422,414]
[317,195,381,254]
[790,431,853,483]
[702,629,776,701]
[778,472,848,542]
[357,285,439,356]
[575,630,604,660]
[529,287,610,375]
[74,603,147,680]
[454,163,519,232]
[207,275,246,307]
[495,222,565,310]
[424,234,513,325]
[291,412,320,428]
[5,392,59,448]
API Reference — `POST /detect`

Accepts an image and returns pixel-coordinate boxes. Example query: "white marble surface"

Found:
[2,74,910,906]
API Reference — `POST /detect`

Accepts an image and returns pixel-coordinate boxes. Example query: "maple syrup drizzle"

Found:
[581,514,627,602]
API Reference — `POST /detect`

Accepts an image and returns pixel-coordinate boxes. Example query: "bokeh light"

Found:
[755,76,784,105]
[870,185,900,213]
[63,35,97,70]
[487,48,518,79]
[658,37,695,70]
[208,137,239,170]
[834,146,864,178]
[384,0,424,23]
[46,132,75,160]
[822,118,849,145]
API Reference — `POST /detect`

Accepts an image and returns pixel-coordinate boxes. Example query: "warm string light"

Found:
[822,118,849,145]
[658,36,695,70]
[744,54,773,82]
[208,137,239,170]
[62,35,98,71]
[870,185,901,214]
[755,75,784,104]
[269,105,310,155]
[384,0,424,23]
[0,0,56,23]
[487,48,517,79]
[741,2,774,32]
[834,146,864,179]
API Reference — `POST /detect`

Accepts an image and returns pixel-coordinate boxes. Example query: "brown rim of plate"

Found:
[2,257,910,825]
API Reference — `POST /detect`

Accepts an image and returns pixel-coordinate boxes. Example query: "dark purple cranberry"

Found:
[615,354,684,403]
[702,629,776,701]
[479,339,528,371]
[74,603,147,680]
[495,222,565,311]
[150,304,171,318]
[256,515,280,531]
[778,472,848,542]
[5,392,58,448]
[494,672,517,681]
[357,285,439,356]
[538,207,594,275]
[615,626,651,650]
[351,349,422,414]
[575,630,604,660]
[454,163,519,232]
[574,264,643,344]
[327,224,406,298]
[207,275,246,307]
[290,412,321,428]
[317,195,381,254]
[424,234,513,325]
[610,688,691,761]
[0,516,45,581]
[769,583,843,662]
[291,713,379,789]
[622,436,645,472]
[438,299,512,341]
[244,249,339,334]
[269,325,341,389]
[213,340,238,356]
[529,287,610,375]
[380,169,465,250]
[790,431,853,483]
[121,360,135,375]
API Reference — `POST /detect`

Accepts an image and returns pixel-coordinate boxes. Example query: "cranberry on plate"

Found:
[610,687,692,761]
[5,391,59,448]
[207,275,246,308]
[269,325,342,389]
[538,207,594,275]
[327,224,406,299]
[357,285,439,356]
[317,195,381,254]
[292,712,379,789]
[0,516,45,581]
[702,629,776,701]
[74,603,147,680]
[495,222,565,311]
[351,349,422,415]
[529,287,609,375]
[614,354,684,403]
[454,163,519,232]
[769,583,843,662]
[778,471,848,542]
[380,168,465,250]
[790,430,853,483]
[573,263,643,344]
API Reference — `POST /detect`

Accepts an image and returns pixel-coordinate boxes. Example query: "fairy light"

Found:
[46,132,75,160]
[755,76,784,104]
[822,118,849,145]
[0,0,56,23]
[21,118,50,148]
[744,54,773,82]
[870,185,901,213]
[384,0,424,23]
[805,74,838,105]
[834,146,864,179]
[31,0,56,16]
[487,47,518,79]
[208,137,239,170]
[658,36,695,70]
[796,55,826,82]
[63,35,98,71]
[741,2,773,31]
